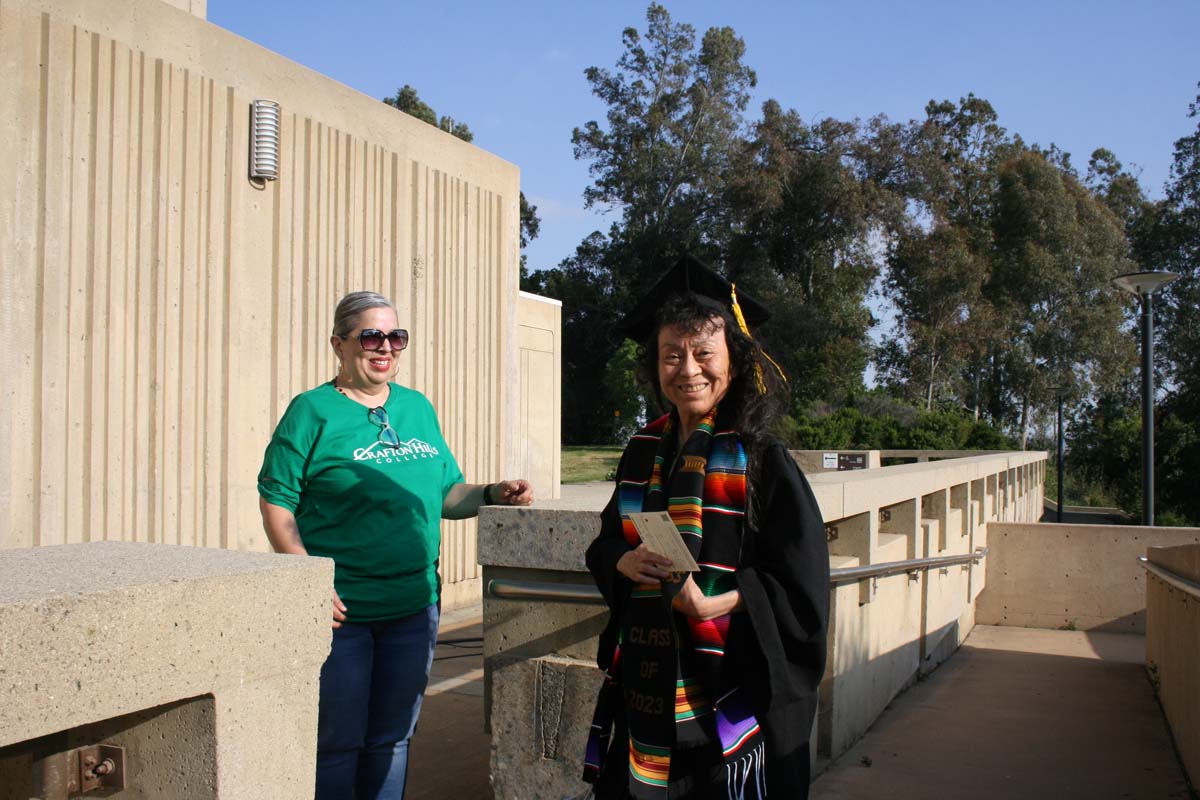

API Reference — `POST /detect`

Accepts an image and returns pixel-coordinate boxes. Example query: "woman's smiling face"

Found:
[657,316,733,432]
[332,306,402,389]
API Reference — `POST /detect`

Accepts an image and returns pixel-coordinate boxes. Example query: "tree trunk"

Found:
[972,365,981,421]
[1019,397,1029,450]
[926,361,935,411]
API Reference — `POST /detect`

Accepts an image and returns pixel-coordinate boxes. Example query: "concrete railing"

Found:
[1143,544,1200,783]
[791,449,1009,475]
[0,542,332,798]
[478,450,1046,799]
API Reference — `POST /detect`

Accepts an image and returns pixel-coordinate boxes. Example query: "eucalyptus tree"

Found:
[877,95,1011,413]
[988,150,1135,445]
[727,101,897,407]
[571,2,757,284]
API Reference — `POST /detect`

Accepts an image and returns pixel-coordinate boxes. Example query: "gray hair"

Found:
[332,291,396,337]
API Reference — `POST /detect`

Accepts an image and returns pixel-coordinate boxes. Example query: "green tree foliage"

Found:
[522,232,635,444]
[561,4,888,425]
[727,104,893,407]
[1155,86,1200,395]
[875,96,1135,448]
[878,226,984,410]
[876,96,1012,414]
[777,398,1013,451]
[1064,85,1200,525]
[571,3,756,254]
[384,84,475,141]
[542,4,768,442]
[989,150,1135,441]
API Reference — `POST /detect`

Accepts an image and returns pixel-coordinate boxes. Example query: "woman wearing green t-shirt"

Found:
[258,291,532,800]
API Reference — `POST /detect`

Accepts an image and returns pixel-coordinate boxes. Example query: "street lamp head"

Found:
[1112,270,1179,297]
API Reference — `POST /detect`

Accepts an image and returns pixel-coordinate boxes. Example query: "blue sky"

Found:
[208,0,1198,276]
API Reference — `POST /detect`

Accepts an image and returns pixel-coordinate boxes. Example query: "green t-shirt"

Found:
[257,382,464,622]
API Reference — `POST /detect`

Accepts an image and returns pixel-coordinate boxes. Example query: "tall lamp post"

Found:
[1051,387,1067,523]
[1112,270,1179,526]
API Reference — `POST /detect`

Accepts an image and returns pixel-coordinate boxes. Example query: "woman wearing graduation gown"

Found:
[582,257,830,800]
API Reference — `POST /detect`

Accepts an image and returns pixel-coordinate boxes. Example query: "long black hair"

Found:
[636,291,787,473]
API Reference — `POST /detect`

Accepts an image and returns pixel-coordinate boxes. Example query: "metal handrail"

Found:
[486,547,990,603]
[487,579,604,604]
[830,547,988,585]
[1138,556,1200,600]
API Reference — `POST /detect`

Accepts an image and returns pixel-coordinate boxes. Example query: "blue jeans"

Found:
[315,604,439,800]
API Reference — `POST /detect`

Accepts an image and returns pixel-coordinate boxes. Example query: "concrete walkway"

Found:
[811,626,1193,800]
[407,604,493,800]
[406,614,1193,800]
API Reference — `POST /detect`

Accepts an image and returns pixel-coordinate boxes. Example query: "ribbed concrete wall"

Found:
[0,0,523,605]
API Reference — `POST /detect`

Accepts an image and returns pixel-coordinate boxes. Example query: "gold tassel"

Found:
[730,284,788,394]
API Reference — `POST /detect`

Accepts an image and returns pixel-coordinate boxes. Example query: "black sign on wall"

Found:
[838,453,867,471]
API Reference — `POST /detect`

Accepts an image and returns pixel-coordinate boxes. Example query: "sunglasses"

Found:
[352,328,409,352]
[367,406,401,448]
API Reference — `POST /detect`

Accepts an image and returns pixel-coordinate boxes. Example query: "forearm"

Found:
[441,482,488,520]
[259,498,308,556]
[442,479,534,519]
[704,588,743,619]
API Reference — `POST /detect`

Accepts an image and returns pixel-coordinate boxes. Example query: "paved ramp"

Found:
[811,626,1193,799]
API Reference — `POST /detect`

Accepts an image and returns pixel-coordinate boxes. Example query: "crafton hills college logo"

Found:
[353,438,441,463]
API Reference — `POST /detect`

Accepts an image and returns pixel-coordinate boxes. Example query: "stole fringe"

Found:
[723,741,766,800]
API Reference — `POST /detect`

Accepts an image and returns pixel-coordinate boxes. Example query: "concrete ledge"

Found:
[1145,543,1200,784]
[479,504,602,573]
[0,542,332,798]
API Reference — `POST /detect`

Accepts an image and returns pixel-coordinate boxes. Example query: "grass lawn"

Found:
[562,445,624,483]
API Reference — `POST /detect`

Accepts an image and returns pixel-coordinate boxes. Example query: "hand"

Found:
[616,544,673,584]
[491,479,534,506]
[332,590,348,629]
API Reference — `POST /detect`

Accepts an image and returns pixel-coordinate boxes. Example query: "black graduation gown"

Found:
[586,440,831,798]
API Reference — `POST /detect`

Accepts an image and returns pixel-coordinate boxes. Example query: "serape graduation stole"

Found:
[583,411,766,799]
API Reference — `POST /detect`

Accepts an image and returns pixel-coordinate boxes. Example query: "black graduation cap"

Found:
[620,254,771,344]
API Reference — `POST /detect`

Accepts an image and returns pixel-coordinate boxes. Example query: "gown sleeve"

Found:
[734,441,830,708]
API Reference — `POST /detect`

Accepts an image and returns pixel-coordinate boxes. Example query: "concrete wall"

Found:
[0,0,541,609]
[478,451,1047,798]
[978,523,1200,633]
[791,449,881,475]
[1145,544,1200,785]
[0,542,332,799]
[516,291,562,502]
[158,0,205,17]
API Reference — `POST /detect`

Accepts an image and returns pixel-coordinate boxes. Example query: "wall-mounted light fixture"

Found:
[249,99,281,181]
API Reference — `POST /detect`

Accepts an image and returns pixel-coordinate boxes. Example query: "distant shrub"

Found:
[778,401,1014,452]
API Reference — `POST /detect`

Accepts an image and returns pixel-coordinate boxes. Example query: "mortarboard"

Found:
[620,254,771,344]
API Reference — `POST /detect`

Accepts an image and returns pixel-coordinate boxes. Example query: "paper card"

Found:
[625,511,700,572]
